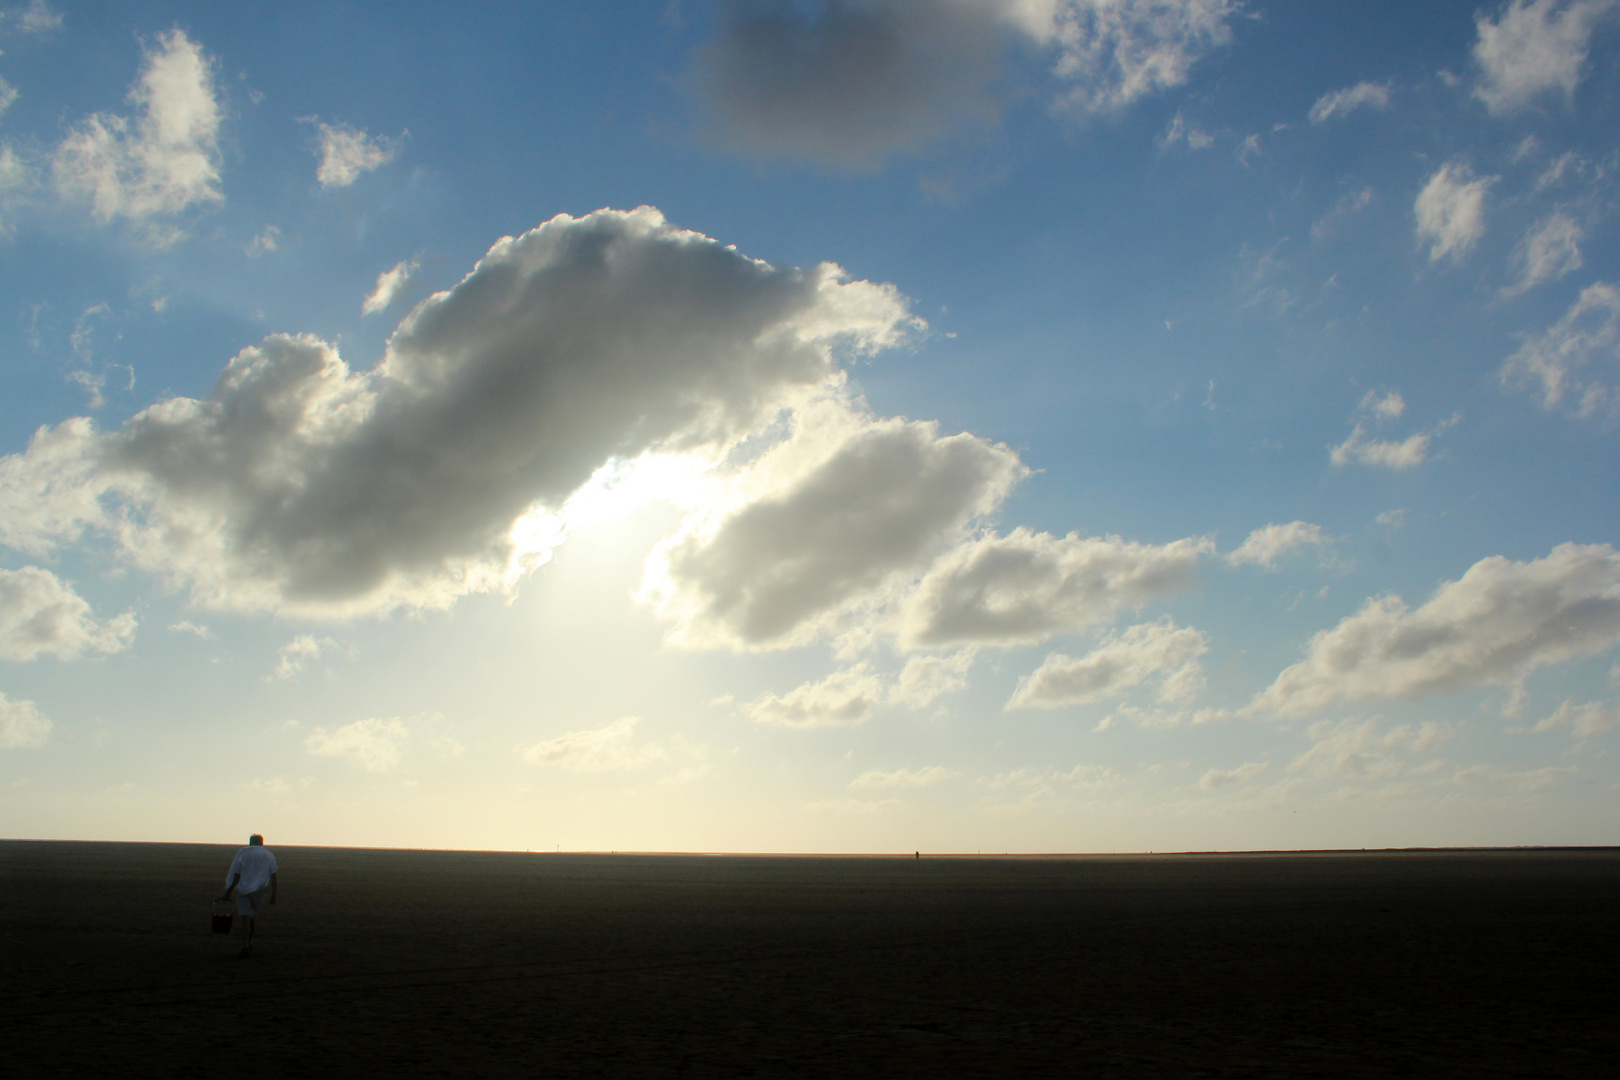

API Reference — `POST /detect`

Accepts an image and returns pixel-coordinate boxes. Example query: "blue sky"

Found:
[2,0,1618,851]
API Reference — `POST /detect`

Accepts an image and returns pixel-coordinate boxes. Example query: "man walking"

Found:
[220,833,278,958]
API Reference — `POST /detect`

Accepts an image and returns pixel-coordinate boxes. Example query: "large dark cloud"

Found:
[692,0,1010,169]
[0,208,917,616]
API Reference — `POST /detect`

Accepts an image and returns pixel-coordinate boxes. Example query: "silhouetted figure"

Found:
[915,850,920,860]
[219,833,278,958]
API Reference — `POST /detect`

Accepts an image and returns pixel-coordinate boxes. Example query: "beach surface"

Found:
[2,842,1616,1077]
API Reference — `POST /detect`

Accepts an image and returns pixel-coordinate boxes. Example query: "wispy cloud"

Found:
[0,691,50,748]
[304,717,408,772]
[273,634,339,679]
[1501,212,1584,297]
[1308,81,1390,123]
[850,765,957,790]
[1501,280,1620,417]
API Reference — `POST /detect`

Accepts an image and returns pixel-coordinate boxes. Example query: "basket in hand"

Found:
[211,901,234,934]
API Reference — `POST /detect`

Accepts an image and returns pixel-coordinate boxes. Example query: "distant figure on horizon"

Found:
[220,833,278,958]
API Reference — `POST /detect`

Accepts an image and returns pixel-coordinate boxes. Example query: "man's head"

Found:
[249,834,264,846]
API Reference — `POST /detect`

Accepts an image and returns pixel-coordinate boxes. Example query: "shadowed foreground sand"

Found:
[2,842,1616,1077]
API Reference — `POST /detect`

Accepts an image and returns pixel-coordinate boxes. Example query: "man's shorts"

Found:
[236,888,270,917]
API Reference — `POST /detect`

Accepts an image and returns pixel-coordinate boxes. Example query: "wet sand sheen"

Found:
[2,842,1616,1077]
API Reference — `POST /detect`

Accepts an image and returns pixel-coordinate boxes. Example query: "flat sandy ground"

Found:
[2,843,1616,1077]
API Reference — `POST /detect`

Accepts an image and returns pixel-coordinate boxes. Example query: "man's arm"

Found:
[219,871,240,902]
[269,870,278,904]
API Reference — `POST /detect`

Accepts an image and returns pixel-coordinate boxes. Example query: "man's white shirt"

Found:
[226,846,278,893]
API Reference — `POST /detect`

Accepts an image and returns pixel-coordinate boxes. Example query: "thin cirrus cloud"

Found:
[0,207,916,618]
[0,566,135,662]
[1307,80,1391,123]
[362,258,420,316]
[1501,280,1620,417]
[51,29,222,238]
[1472,0,1620,116]
[521,716,668,771]
[1414,160,1494,264]
[1007,616,1208,710]
[314,122,402,188]
[1287,717,1448,779]
[1251,543,1620,718]
[691,0,1241,169]
[849,764,957,790]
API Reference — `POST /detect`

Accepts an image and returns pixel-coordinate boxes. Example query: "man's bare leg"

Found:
[239,915,255,957]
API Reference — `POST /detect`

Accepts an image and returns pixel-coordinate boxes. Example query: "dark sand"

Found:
[2,843,1616,1077]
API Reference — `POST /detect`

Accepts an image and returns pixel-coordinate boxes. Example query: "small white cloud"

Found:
[1415,160,1494,264]
[888,649,975,707]
[741,664,886,728]
[273,634,338,679]
[849,764,957,790]
[1376,509,1406,529]
[52,29,223,233]
[1008,617,1208,709]
[1502,212,1584,298]
[245,226,281,258]
[899,529,1211,649]
[361,258,419,316]
[1157,111,1214,151]
[0,691,50,748]
[1329,428,1430,470]
[17,1,63,33]
[304,717,408,772]
[1330,402,1456,471]
[1226,521,1329,570]
[1252,543,1620,717]
[168,620,213,640]
[0,566,135,661]
[1501,280,1620,417]
[1360,389,1406,422]
[1039,0,1242,119]
[315,123,401,188]
[1472,0,1620,116]
[521,715,665,771]
[1308,81,1391,123]
[1534,699,1620,737]
[1199,760,1267,790]
[0,76,17,119]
